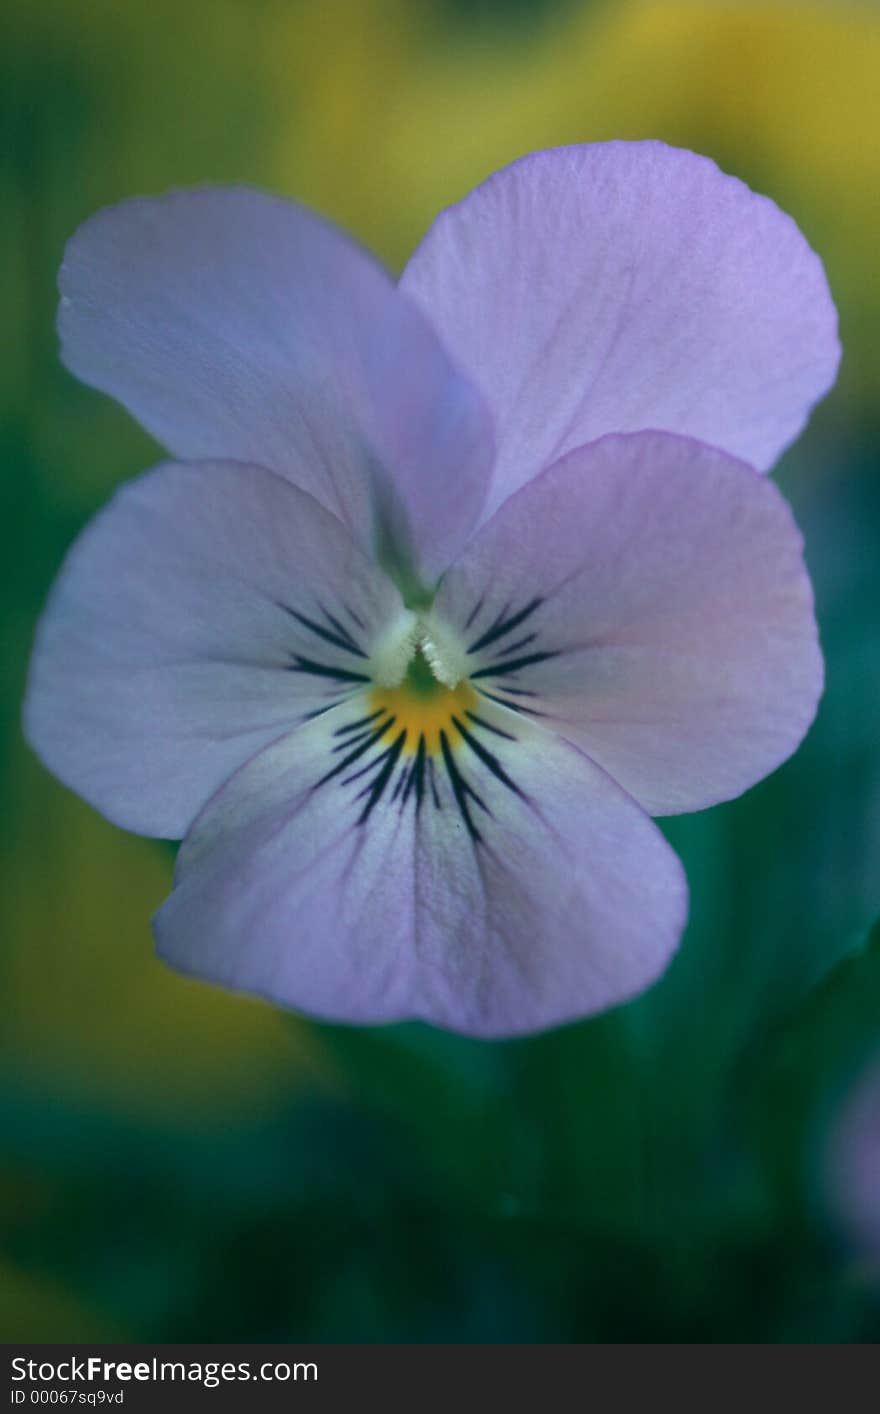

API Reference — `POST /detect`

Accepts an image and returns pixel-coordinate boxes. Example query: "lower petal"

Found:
[155,700,687,1037]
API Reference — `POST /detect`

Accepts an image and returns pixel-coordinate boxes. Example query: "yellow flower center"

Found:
[369,647,477,756]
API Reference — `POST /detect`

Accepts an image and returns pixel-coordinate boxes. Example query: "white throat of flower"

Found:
[369,610,467,690]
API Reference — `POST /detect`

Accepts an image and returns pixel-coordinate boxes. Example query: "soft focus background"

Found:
[3,0,880,1341]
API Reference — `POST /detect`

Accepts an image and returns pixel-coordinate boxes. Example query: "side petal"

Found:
[401,142,840,518]
[155,699,687,1038]
[58,187,494,580]
[432,431,823,816]
[24,460,406,839]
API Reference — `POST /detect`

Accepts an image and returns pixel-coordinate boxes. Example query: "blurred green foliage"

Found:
[2,0,880,1340]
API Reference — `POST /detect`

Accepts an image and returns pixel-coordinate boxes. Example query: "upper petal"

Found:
[155,697,686,1038]
[401,141,840,519]
[432,431,823,816]
[58,186,494,581]
[24,459,406,839]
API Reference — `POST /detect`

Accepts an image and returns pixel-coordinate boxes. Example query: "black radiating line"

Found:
[470,650,559,680]
[284,608,366,657]
[427,758,442,810]
[334,709,384,737]
[343,760,385,788]
[390,762,409,803]
[341,742,400,787]
[479,690,546,718]
[401,734,427,812]
[464,710,516,741]
[440,730,486,842]
[289,655,370,683]
[315,718,395,787]
[479,600,510,639]
[452,716,523,798]
[468,597,543,654]
[301,704,335,722]
[358,731,407,824]
[492,631,537,659]
[332,717,391,753]
[464,595,485,631]
[321,606,367,653]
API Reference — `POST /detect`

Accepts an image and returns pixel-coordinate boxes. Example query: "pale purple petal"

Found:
[58,187,494,580]
[155,698,687,1037]
[24,460,405,838]
[432,431,822,816]
[402,142,840,520]
[828,1057,880,1268]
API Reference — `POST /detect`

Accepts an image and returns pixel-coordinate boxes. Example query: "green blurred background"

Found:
[3,0,880,1341]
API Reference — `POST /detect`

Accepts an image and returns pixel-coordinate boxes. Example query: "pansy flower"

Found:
[25,143,839,1036]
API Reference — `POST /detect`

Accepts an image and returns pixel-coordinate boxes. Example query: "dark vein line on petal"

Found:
[452,716,524,797]
[492,631,537,659]
[301,704,336,722]
[464,595,485,631]
[289,655,371,683]
[320,605,367,653]
[315,718,395,786]
[473,599,509,644]
[470,650,559,680]
[281,606,367,657]
[440,730,488,842]
[468,597,543,654]
[342,747,397,788]
[332,716,391,752]
[390,762,409,803]
[358,730,407,823]
[464,710,517,741]
[334,709,385,737]
[479,690,547,718]
[401,734,427,813]
[427,757,442,810]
